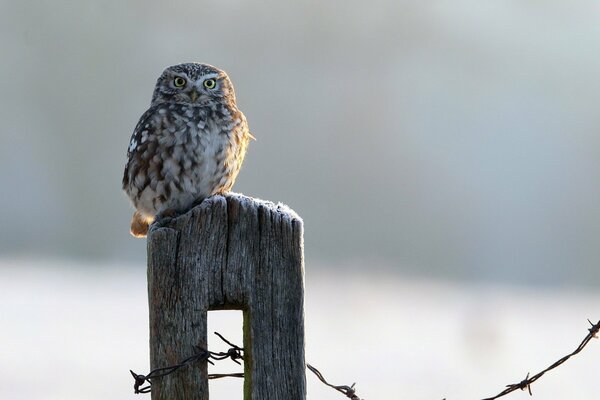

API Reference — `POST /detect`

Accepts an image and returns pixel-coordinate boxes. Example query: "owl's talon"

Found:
[158,208,178,218]
[152,208,182,230]
[150,218,170,231]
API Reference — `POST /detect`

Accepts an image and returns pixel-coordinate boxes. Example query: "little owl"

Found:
[122,63,252,237]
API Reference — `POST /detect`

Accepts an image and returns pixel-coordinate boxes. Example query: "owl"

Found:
[122,63,252,237]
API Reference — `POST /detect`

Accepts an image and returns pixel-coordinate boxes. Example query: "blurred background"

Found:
[2,1,600,399]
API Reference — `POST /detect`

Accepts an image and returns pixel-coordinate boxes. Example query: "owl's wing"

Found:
[122,106,161,190]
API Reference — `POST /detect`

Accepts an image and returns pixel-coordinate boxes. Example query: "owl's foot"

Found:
[192,197,208,208]
[130,211,152,238]
[150,208,179,229]
[157,208,178,219]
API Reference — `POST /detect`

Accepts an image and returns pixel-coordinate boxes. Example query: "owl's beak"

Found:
[189,90,199,103]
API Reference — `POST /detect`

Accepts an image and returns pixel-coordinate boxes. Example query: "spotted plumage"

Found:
[123,63,252,237]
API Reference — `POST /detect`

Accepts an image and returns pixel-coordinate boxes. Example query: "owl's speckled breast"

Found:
[123,101,249,219]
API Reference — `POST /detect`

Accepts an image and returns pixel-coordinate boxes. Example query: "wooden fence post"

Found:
[146,193,306,400]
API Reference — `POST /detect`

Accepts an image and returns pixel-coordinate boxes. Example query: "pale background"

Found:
[1,1,600,399]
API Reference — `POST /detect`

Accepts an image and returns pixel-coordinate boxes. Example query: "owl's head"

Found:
[151,63,237,106]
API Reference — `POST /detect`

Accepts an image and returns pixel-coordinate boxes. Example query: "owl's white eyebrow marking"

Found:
[195,73,219,84]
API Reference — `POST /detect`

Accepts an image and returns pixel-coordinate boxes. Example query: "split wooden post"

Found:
[146,193,306,400]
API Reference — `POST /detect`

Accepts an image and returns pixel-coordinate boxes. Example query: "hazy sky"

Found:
[2,1,600,285]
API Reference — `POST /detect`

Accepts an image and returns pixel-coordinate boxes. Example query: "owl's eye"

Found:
[203,79,217,89]
[173,77,186,87]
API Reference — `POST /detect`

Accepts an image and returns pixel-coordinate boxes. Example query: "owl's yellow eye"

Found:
[203,78,217,89]
[173,77,186,87]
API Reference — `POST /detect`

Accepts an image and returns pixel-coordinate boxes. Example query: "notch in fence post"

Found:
[146,193,306,400]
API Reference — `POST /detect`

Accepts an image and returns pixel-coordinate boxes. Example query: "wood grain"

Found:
[147,193,306,400]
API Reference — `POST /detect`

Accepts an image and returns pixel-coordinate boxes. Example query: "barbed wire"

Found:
[479,318,600,400]
[129,332,243,394]
[131,319,599,399]
[130,332,363,399]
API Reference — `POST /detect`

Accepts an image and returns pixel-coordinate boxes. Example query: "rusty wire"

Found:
[480,319,600,400]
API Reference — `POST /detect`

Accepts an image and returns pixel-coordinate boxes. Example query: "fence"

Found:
[130,193,599,399]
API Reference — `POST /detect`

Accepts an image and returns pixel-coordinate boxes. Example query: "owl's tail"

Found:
[130,211,154,238]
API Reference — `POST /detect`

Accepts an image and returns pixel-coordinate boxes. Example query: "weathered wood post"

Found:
[146,193,306,400]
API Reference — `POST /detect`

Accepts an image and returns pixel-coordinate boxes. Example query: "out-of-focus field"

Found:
[1,259,599,399]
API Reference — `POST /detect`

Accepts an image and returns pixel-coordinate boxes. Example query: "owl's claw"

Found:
[150,217,172,231]
[151,208,179,229]
[158,208,178,218]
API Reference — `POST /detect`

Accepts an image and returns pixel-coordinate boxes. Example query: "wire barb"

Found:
[307,363,364,400]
